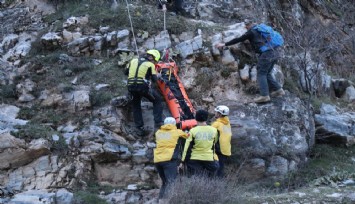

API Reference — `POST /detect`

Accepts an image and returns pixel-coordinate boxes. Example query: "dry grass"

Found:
[165,175,246,204]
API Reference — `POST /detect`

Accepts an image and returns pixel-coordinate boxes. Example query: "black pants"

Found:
[130,88,163,128]
[217,154,229,178]
[187,160,219,178]
[155,160,178,199]
[157,0,183,13]
[174,0,183,12]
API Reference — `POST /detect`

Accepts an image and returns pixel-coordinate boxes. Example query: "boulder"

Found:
[315,103,355,146]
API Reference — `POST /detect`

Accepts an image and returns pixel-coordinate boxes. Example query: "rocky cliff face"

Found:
[0,0,354,203]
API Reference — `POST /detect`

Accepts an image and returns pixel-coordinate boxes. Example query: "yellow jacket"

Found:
[182,125,218,162]
[154,124,189,163]
[127,58,157,85]
[212,116,232,156]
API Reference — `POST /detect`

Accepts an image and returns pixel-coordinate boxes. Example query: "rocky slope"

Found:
[0,0,354,203]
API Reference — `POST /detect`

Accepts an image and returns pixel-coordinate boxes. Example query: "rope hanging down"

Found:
[125,0,139,56]
[163,9,166,31]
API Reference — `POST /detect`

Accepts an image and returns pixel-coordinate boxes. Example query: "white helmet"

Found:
[214,105,229,116]
[164,117,176,125]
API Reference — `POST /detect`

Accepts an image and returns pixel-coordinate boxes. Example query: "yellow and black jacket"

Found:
[212,116,232,156]
[154,124,189,163]
[181,125,218,162]
[126,58,157,87]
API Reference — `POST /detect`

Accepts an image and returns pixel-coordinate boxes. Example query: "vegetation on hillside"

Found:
[165,144,355,203]
[1,0,354,203]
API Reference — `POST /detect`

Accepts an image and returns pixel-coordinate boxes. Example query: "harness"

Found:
[127,59,149,86]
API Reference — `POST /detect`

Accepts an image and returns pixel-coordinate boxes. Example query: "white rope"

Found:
[163,10,166,31]
[125,0,139,57]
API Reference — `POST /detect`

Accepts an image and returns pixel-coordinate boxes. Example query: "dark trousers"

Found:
[186,160,219,178]
[174,0,183,12]
[155,160,178,199]
[157,0,183,13]
[257,49,281,96]
[130,88,163,128]
[216,154,229,178]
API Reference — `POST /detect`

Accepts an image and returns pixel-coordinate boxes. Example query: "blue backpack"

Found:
[253,23,284,52]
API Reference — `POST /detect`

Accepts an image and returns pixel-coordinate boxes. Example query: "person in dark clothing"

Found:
[125,50,163,136]
[215,20,285,103]
[157,0,183,15]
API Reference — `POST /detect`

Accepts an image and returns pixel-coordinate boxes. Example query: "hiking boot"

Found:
[254,95,271,103]
[270,88,285,97]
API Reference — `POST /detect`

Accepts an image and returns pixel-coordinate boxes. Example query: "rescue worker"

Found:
[125,50,163,136]
[154,117,189,199]
[215,19,285,103]
[211,105,232,177]
[157,0,183,15]
[181,110,219,177]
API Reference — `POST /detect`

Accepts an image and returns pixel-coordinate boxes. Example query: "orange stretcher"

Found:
[155,62,197,130]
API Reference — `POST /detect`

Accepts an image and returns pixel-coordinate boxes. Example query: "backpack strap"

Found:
[128,58,147,85]
[134,59,144,78]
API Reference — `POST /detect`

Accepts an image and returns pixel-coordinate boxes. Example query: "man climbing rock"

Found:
[215,20,285,103]
[181,110,219,177]
[125,50,163,136]
[154,117,189,200]
[211,105,232,177]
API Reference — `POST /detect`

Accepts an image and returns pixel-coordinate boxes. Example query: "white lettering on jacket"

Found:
[195,132,214,140]
[156,132,172,140]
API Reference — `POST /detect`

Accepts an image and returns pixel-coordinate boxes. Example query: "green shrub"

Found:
[89,90,113,107]
[51,134,69,154]
[72,179,114,204]
[0,0,16,7]
[280,144,355,190]
[17,106,39,120]
[62,59,94,74]
[61,84,75,93]
[20,107,79,127]
[73,191,108,204]
[43,0,196,35]
[283,76,302,96]
[220,68,234,78]
[12,123,55,141]
[310,96,333,114]
[0,84,17,99]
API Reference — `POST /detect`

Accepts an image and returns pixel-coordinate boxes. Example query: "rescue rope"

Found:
[163,9,167,31]
[124,0,139,56]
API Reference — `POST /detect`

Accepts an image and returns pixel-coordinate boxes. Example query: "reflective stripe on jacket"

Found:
[127,58,157,85]
[154,124,189,163]
[212,116,232,156]
[182,125,218,162]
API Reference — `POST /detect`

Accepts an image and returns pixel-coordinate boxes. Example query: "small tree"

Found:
[280,16,343,147]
